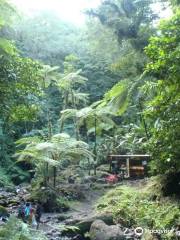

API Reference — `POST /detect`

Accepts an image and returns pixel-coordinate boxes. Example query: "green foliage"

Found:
[143,9,180,173]
[0,0,45,185]
[0,0,17,56]
[59,224,80,234]
[57,196,70,210]
[87,0,157,48]
[11,11,120,103]
[9,104,40,122]
[110,47,148,78]
[0,216,47,240]
[9,165,31,184]
[0,54,42,121]
[103,81,129,115]
[0,0,177,197]
[12,12,81,67]
[60,103,116,137]
[0,0,15,26]
[15,133,93,186]
[97,183,180,239]
[0,38,17,55]
[0,167,13,187]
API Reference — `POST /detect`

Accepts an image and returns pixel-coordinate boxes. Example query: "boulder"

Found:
[63,213,113,235]
[96,179,106,184]
[57,214,69,221]
[0,205,8,217]
[81,176,97,184]
[76,213,113,234]
[90,220,125,240]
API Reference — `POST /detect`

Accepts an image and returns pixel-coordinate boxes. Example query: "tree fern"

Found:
[101,80,129,115]
[15,133,94,186]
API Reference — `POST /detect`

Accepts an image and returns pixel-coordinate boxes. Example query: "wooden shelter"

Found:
[108,154,150,178]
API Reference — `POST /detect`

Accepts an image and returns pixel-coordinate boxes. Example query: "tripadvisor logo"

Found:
[134,227,144,236]
[133,227,178,237]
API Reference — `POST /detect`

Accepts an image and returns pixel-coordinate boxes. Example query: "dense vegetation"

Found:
[97,178,180,239]
[0,0,179,239]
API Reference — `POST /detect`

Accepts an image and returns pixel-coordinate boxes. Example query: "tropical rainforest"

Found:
[0,0,179,240]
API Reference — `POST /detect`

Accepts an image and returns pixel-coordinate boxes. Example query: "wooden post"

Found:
[126,158,130,178]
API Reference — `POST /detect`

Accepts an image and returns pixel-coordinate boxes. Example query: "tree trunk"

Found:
[53,166,57,188]
[71,90,80,140]
[94,113,97,175]
[60,92,69,133]
[139,100,149,140]
[46,110,53,184]
[43,163,49,187]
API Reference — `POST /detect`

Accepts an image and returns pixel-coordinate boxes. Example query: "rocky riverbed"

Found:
[0,182,146,240]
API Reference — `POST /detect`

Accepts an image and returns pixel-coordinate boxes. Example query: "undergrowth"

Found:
[0,216,47,240]
[96,178,180,239]
[0,168,13,187]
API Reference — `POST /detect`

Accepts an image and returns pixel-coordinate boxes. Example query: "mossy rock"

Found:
[0,206,8,216]
[57,214,69,221]
[76,213,113,234]
[8,199,19,205]
[31,187,69,212]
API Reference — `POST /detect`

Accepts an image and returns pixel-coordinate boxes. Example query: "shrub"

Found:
[0,216,47,240]
[57,196,70,211]
[96,181,180,239]
[0,168,13,187]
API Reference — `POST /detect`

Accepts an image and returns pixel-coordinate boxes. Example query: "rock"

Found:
[0,205,8,217]
[90,220,125,240]
[53,232,61,238]
[57,214,69,221]
[70,213,114,234]
[81,176,97,184]
[72,234,84,240]
[96,179,106,184]
[0,200,7,207]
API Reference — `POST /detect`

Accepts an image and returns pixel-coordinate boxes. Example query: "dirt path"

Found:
[35,180,148,239]
[40,187,107,239]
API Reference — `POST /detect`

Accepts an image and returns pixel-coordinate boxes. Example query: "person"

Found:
[119,164,126,179]
[35,201,43,229]
[18,199,26,221]
[30,208,37,228]
[68,175,75,184]
[24,202,31,223]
